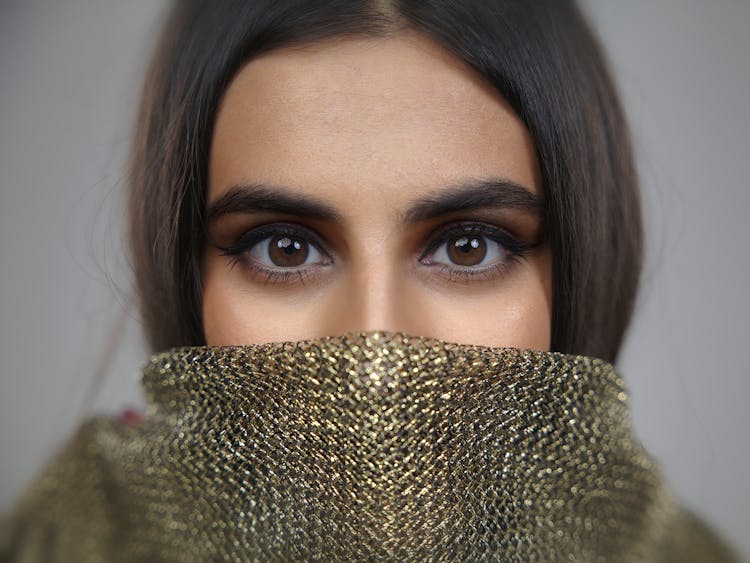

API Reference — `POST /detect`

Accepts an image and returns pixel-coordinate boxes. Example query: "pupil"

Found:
[448,235,486,266]
[269,236,308,266]
[456,237,480,253]
[279,238,300,254]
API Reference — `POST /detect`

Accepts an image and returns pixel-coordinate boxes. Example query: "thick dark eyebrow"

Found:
[399,178,543,223]
[206,178,543,225]
[206,184,344,224]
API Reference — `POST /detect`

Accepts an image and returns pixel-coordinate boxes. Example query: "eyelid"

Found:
[219,221,334,263]
[418,221,534,262]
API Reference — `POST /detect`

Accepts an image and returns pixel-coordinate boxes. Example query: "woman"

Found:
[1,1,738,560]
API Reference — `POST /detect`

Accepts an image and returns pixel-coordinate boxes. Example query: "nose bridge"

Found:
[348,259,405,332]
[324,251,412,335]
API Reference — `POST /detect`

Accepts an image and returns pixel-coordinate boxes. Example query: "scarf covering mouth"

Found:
[1,331,737,561]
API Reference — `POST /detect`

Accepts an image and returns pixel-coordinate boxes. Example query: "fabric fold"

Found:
[1,331,737,561]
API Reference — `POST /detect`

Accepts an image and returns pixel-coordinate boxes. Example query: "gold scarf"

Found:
[1,331,737,561]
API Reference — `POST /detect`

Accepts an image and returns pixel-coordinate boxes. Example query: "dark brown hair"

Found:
[129,0,642,363]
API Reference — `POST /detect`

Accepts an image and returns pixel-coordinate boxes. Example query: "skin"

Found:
[202,33,552,349]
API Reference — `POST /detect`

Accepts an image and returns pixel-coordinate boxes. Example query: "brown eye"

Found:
[245,230,329,270]
[268,236,309,267]
[422,227,512,271]
[446,235,487,266]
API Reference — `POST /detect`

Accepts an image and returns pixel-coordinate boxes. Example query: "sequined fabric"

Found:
[1,331,737,561]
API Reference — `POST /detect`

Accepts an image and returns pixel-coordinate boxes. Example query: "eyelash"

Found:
[218,223,329,285]
[420,222,537,284]
[217,221,538,285]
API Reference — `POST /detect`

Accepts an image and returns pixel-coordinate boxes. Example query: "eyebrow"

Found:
[401,178,543,223]
[206,178,544,225]
[206,183,344,223]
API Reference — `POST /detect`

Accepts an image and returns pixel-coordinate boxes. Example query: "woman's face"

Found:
[203,33,552,349]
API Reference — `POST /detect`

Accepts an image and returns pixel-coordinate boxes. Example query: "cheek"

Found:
[202,254,263,346]
[413,273,552,350]
[201,256,320,346]
[466,293,551,351]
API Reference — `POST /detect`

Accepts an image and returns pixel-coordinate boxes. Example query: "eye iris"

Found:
[447,235,486,266]
[268,236,308,267]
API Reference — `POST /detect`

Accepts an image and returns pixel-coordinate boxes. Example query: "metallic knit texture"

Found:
[0,331,738,562]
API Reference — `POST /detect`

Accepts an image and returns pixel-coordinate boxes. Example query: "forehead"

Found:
[209,33,540,208]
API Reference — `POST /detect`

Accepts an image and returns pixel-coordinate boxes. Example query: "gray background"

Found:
[1,0,748,556]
